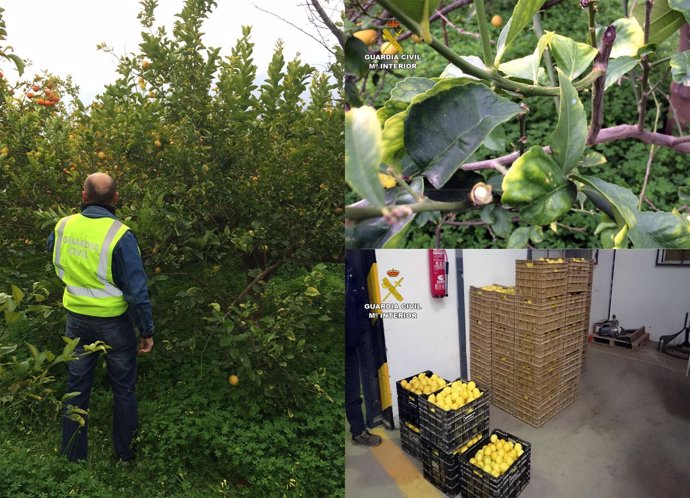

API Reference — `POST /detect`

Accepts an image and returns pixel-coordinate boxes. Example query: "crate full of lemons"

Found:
[419,379,490,453]
[396,371,449,429]
[459,430,532,498]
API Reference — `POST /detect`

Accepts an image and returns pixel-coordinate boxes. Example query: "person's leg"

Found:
[345,346,382,446]
[100,313,138,461]
[62,314,99,462]
[345,345,366,436]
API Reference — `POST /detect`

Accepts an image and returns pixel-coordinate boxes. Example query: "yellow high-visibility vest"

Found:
[52,214,130,317]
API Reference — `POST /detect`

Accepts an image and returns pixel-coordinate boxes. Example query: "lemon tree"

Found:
[344,0,690,248]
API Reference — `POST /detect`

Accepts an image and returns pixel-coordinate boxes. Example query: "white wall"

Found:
[462,249,528,378]
[374,249,461,421]
[608,250,690,341]
[590,250,614,330]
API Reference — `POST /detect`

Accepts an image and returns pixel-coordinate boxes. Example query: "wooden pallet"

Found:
[591,331,649,351]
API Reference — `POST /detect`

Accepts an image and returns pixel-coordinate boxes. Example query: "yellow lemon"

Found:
[380,41,399,56]
[228,375,239,386]
[353,29,378,46]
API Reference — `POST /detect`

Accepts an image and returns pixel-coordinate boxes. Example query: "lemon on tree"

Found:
[353,29,378,46]
[380,42,399,56]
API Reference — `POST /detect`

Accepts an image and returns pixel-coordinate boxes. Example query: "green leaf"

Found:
[549,68,587,174]
[670,50,690,86]
[0,344,17,357]
[345,106,385,209]
[529,226,544,244]
[11,285,24,304]
[438,57,485,79]
[483,126,506,153]
[507,227,532,248]
[633,0,686,45]
[604,56,638,90]
[608,18,645,59]
[548,33,598,80]
[480,205,513,238]
[495,0,547,66]
[405,83,523,188]
[377,77,435,125]
[304,287,320,297]
[499,53,547,83]
[381,111,407,172]
[345,80,363,107]
[6,53,24,76]
[534,31,555,83]
[679,186,690,202]
[572,175,638,228]
[344,36,369,78]
[501,147,577,225]
[628,211,690,248]
[390,0,441,30]
[669,0,690,24]
[577,151,608,169]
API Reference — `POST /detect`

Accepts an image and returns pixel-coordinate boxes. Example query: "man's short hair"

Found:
[84,175,117,205]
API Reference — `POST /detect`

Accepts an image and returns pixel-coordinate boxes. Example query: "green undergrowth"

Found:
[0,259,345,497]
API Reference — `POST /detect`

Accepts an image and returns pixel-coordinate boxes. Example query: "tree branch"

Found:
[255,4,338,55]
[462,124,690,173]
[637,0,654,130]
[345,199,470,221]
[310,0,345,48]
[587,24,616,145]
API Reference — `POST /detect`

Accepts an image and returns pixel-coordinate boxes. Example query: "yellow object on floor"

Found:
[368,428,443,498]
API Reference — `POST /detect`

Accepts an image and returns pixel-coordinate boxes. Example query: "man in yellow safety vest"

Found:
[49,172,154,462]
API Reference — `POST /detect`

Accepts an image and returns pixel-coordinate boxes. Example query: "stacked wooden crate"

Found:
[468,287,494,392]
[469,258,593,427]
[565,259,594,372]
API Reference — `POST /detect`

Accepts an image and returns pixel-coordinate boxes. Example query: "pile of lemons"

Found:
[538,257,565,264]
[400,372,447,395]
[428,380,482,411]
[455,434,482,455]
[469,434,525,478]
[480,285,515,294]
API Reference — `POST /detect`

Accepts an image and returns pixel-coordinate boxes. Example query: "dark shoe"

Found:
[352,430,382,447]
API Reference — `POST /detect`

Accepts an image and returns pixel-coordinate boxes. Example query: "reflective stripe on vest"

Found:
[53,214,130,317]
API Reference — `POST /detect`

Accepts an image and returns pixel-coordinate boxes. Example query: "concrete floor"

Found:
[345,343,690,498]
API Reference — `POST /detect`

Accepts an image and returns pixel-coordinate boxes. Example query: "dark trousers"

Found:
[61,312,138,462]
[345,345,366,437]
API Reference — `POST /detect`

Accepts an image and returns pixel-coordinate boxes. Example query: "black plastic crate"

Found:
[421,403,489,453]
[418,378,491,452]
[400,422,424,461]
[422,442,462,497]
[396,370,437,427]
[459,429,532,498]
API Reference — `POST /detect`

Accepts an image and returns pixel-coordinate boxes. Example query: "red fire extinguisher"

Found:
[429,249,448,298]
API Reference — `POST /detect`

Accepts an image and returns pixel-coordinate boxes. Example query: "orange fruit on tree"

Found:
[32,84,40,92]
[142,60,151,70]
[491,15,503,28]
[228,375,239,386]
